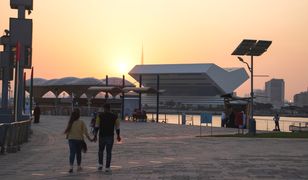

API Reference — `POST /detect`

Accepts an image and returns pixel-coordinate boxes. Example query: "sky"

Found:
[1,0,308,101]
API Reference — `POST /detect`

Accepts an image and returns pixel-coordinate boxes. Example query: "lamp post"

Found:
[232,39,272,135]
[238,56,255,134]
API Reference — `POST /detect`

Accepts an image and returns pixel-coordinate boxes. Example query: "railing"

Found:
[0,120,31,154]
[255,118,308,132]
[145,113,197,125]
[145,113,308,133]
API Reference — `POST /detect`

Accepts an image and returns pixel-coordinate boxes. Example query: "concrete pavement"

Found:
[0,115,307,180]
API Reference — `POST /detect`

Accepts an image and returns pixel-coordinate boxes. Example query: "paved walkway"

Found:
[0,115,308,180]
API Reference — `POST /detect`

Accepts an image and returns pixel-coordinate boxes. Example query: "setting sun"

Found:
[112,56,132,75]
[118,61,128,74]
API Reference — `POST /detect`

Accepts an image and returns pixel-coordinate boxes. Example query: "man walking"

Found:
[33,103,41,123]
[93,104,121,172]
[273,113,280,131]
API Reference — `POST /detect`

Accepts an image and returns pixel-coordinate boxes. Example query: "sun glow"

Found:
[118,62,128,74]
[113,57,131,75]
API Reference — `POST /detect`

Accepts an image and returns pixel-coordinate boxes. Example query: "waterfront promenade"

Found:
[0,116,308,180]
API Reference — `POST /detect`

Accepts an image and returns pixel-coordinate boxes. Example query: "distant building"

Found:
[129,63,248,108]
[254,89,268,104]
[294,90,308,107]
[265,79,285,109]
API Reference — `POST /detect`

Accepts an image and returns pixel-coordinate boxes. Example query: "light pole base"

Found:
[249,118,256,136]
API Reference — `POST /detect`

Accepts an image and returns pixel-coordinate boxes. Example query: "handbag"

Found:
[81,140,87,153]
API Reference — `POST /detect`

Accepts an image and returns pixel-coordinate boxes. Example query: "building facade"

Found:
[265,79,285,109]
[129,63,249,108]
[294,91,308,107]
[254,89,268,104]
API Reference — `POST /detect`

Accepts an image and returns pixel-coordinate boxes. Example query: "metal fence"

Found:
[145,113,308,133]
[0,120,31,154]
[255,118,308,132]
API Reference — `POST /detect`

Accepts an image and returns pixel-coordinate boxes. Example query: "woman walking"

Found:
[64,108,92,173]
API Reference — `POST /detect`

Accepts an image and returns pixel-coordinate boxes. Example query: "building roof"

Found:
[129,63,214,74]
[25,77,135,98]
[26,77,134,87]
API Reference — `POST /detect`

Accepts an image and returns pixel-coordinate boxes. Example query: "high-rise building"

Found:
[265,79,285,109]
[294,90,308,107]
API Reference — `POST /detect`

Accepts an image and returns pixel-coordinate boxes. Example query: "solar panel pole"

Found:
[238,55,255,135]
[250,55,256,135]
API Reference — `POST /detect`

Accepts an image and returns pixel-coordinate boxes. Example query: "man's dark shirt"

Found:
[97,112,118,137]
[34,106,41,116]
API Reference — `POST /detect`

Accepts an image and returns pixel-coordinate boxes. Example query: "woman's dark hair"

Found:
[64,108,80,134]
[103,103,111,111]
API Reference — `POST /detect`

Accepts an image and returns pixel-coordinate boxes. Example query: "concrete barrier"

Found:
[0,120,31,154]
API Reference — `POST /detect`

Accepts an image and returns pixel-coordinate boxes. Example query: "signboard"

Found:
[199,112,213,137]
[9,18,33,47]
[0,52,14,80]
[11,0,33,10]
[9,18,33,69]
[0,52,10,67]
[200,112,212,124]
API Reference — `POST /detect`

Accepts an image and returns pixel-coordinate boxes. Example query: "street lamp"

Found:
[232,39,272,135]
[237,57,251,72]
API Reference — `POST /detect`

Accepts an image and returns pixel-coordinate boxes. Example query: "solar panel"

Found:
[231,39,256,55]
[232,39,272,56]
[246,40,272,56]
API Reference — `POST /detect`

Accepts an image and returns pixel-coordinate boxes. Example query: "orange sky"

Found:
[1,0,308,101]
